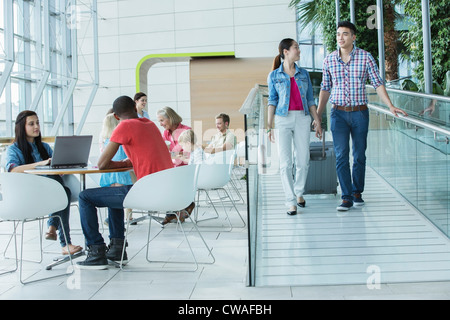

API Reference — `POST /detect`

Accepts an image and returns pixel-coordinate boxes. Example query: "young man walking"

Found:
[316,21,408,211]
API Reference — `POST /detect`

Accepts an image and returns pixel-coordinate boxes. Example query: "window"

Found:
[296,17,326,72]
[0,0,76,137]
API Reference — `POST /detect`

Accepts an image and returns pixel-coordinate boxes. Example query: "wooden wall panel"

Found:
[190,57,273,144]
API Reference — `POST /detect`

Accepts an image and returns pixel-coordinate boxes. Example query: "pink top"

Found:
[162,123,191,166]
[289,77,304,111]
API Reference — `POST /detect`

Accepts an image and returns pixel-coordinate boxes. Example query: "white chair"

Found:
[120,165,215,271]
[236,141,246,165]
[0,172,74,284]
[61,174,81,204]
[233,140,247,191]
[205,149,245,204]
[204,149,245,204]
[61,174,83,222]
[194,162,246,231]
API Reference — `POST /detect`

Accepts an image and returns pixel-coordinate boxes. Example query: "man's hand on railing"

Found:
[376,84,409,117]
[389,105,409,117]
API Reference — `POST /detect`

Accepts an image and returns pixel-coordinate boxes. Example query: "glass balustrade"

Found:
[366,86,449,238]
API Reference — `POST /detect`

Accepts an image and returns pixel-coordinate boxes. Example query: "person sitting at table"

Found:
[204,113,236,154]
[76,96,174,269]
[99,109,134,224]
[156,106,191,166]
[134,92,150,119]
[162,129,201,225]
[176,129,205,165]
[5,110,82,255]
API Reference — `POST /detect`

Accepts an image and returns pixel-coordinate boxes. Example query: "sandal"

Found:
[179,202,196,221]
[184,202,195,216]
[61,244,83,255]
[162,214,177,225]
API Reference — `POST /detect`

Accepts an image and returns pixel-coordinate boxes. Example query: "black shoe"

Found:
[287,210,297,216]
[76,244,108,270]
[336,200,353,211]
[297,200,306,208]
[106,238,128,262]
[353,193,365,207]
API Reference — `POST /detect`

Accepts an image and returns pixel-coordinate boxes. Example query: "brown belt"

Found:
[333,104,368,112]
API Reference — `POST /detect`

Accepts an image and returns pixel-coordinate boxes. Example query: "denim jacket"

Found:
[267,63,315,117]
[5,141,53,172]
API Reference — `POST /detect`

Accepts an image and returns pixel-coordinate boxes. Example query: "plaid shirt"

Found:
[321,46,384,106]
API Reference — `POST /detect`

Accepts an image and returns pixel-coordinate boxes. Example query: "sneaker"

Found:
[76,244,108,270]
[106,238,128,262]
[353,193,365,207]
[336,200,353,211]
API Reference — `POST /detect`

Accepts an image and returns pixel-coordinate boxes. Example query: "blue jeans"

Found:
[46,175,72,247]
[330,108,369,201]
[78,185,132,246]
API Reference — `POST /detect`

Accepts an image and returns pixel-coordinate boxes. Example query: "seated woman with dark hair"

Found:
[5,110,82,255]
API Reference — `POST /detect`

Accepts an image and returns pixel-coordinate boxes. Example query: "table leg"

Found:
[80,174,86,190]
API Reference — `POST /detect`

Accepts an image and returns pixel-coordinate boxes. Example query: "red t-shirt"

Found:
[110,117,173,180]
[289,77,304,111]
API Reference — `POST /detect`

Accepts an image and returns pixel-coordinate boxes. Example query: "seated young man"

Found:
[204,113,236,154]
[77,95,173,269]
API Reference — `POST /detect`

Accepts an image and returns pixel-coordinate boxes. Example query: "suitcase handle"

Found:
[310,131,328,161]
[321,131,325,159]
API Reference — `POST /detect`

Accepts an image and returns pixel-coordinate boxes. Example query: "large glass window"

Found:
[0,0,75,137]
[296,11,326,72]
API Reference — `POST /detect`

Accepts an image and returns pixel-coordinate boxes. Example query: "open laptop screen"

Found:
[36,135,92,169]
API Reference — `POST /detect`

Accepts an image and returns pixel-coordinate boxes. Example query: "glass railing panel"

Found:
[393,119,419,208]
[246,163,258,286]
[240,84,267,286]
[366,109,402,191]
[366,86,449,237]
[416,131,449,235]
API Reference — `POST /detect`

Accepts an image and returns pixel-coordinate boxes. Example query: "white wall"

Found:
[73,0,297,156]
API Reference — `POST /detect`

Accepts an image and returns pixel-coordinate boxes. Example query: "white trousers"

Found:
[274,111,311,207]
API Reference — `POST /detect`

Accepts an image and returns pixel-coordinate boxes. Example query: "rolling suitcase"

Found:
[304,132,338,195]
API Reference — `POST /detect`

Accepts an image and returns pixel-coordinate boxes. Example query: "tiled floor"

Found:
[1,171,450,300]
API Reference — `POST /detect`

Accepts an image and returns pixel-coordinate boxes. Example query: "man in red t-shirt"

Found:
[77,96,173,269]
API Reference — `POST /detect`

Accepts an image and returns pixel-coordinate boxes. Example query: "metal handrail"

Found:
[368,103,450,140]
[366,84,450,103]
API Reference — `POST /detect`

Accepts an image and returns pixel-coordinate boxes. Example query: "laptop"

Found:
[35,135,93,170]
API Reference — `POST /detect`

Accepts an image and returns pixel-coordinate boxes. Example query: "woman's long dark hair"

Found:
[14,110,50,164]
[272,38,296,71]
